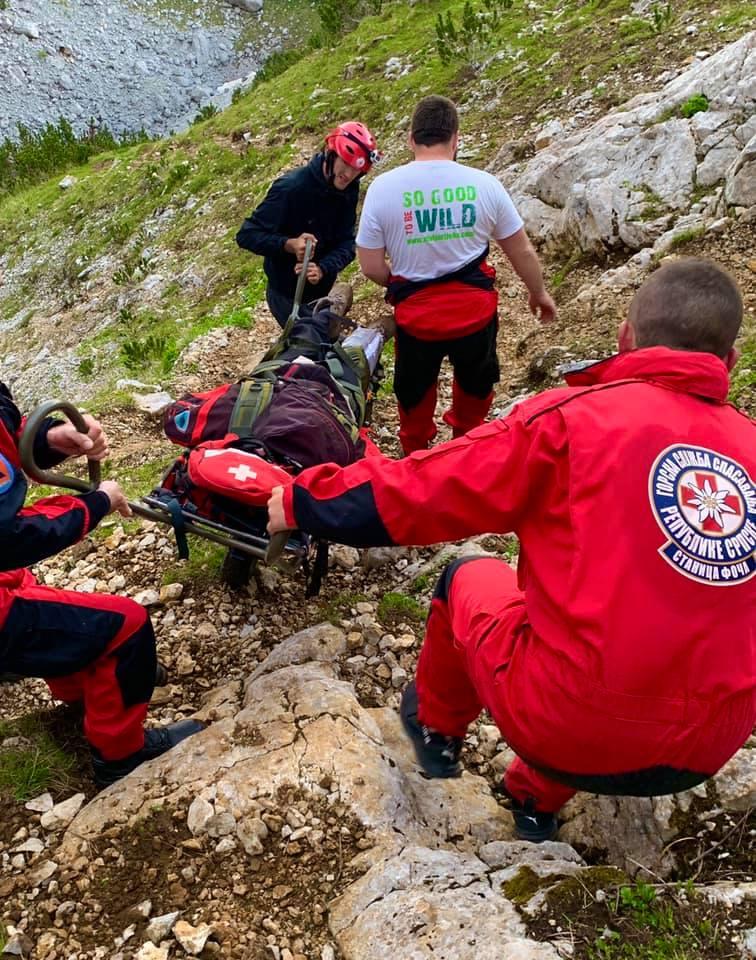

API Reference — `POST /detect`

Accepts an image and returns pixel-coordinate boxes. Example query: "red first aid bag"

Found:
[186,437,292,507]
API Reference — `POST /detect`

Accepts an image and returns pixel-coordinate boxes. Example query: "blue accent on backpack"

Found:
[174,410,191,433]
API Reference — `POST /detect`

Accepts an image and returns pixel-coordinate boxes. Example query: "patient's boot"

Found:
[221,549,255,591]
[326,282,353,318]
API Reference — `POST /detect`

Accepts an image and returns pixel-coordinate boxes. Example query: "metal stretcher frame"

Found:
[19,399,297,565]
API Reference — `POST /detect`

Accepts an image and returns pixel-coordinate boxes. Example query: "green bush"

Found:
[0,716,76,801]
[251,47,303,89]
[436,0,513,65]
[121,333,175,373]
[680,93,709,118]
[192,104,219,125]
[650,0,674,34]
[315,0,382,39]
[377,591,426,625]
[0,117,148,197]
[78,356,95,379]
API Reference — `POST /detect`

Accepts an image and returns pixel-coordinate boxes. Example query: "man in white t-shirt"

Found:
[357,95,556,454]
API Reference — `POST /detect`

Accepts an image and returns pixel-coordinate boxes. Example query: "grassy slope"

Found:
[0,0,753,402]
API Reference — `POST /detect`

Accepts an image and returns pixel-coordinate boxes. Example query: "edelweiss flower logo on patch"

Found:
[649,444,755,586]
[680,473,743,535]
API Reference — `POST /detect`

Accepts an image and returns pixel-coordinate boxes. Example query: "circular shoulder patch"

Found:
[648,444,755,585]
[0,452,15,495]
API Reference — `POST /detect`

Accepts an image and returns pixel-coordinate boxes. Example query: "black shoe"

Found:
[92,719,204,788]
[155,661,168,687]
[399,681,463,778]
[508,794,559,843]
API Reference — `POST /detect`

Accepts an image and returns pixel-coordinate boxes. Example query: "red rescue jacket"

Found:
[284,348,755,733]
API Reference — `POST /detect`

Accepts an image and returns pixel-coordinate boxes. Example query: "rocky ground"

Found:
[0,0,300,142]
[1,211,754,958]
[0,16,754,956]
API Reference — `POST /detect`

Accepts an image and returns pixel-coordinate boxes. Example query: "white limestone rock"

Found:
[40,794,86,831]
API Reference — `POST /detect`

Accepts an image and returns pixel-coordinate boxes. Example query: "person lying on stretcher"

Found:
[157,298,387,589]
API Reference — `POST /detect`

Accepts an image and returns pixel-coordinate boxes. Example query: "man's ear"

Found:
[724,347,739,372]
[618,319,635,353]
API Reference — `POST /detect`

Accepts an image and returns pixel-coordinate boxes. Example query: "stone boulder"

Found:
[329,845,561,960]
[494,32,755,253]
[725,133,756,206]
[57,624,512,862]
[559,737,756,877]
[227,0,263,11]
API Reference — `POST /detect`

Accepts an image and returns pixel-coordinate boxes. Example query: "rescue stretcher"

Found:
[19,329,385,597]
[20,238,385,595]
[19,398,301,569]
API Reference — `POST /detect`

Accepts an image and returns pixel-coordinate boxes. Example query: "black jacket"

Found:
[236,153,358,300]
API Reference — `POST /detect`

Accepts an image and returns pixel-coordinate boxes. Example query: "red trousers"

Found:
[416,558,576,812]
[394,320,498,454]
[415,557,749,813]
[0,578,156,761]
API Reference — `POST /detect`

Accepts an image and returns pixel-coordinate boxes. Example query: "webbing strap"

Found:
[229,379,275,438]
[305,540,330,598]
[163,495,190,560]
[325,346,367,426]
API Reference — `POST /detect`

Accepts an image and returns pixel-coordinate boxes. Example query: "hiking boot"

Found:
[507,794,559,843]
[92,719,205,788]
[154,661,168,687]
[326,282,353,318]
[378,311,397,340]
[399,681,463,778]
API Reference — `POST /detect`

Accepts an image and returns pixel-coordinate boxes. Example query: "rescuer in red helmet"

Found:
[237,121,380,327]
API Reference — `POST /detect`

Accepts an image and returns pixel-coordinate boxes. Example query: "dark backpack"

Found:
[246,375,360,468]
[163,358,364,468]
[163,382,241,448]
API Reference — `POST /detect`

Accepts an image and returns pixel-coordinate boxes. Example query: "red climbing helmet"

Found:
[324,121,380,174]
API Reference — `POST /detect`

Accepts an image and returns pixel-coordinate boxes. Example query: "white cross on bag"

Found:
[227,463,258,483]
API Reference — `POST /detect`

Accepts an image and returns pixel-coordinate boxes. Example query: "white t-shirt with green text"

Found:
[356,159,523,281]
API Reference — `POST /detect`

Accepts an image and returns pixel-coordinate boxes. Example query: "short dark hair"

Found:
[629,258,742,359]
[411,95,458,147]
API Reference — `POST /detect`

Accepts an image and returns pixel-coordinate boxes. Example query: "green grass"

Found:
[587,882,727,959]
[0,0,752,390]
[0,714,77,801]
[500,537,519,562]
[408,550,455,594]
[651,224,706,261]
[377,591,426,626]
[161,538,226,588]
[317,590,369,626]
[679,92,709,119]
[378,338,395,397]
[106,455,178,501]
[551,248,584,289]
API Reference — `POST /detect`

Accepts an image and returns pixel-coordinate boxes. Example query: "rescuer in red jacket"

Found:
[267,258,755,841]
[0,392,203,787]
